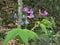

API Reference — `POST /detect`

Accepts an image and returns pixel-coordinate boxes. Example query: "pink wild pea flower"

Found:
[23,7,29,12]
[28,13,34,18]
[38,9,48,16]
[38,9,44,16]
[43,10,48,16]
[28,9,34,18]
[30,9,33,14]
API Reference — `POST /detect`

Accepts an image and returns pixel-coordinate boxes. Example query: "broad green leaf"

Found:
[3,28,18,45]
[18,29,29,45]
[23,29,39,40]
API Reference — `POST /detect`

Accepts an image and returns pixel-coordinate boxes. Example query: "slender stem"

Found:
[25,16,27,29]
[31,25,38,31]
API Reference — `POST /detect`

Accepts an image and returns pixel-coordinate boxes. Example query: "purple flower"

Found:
[28,14,34,18]
[38,9,48,16]
[43,10,48,16]
[28,9,34,18]
[23,7,29,12]
[13,13,17,18]
[30,9,33,14]
[38,9,44,16]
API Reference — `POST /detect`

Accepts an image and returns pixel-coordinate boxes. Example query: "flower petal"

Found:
[23,7,29,12]
[28,14,34,18]
[43,10,48,16]
[30,9,33,14]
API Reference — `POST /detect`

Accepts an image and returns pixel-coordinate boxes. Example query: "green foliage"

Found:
[39,19,52,34]
[41,19,52,28]
[40,23,48,35]
[3,29,18,45]
[50,17,56,27]
[3,28,38,45]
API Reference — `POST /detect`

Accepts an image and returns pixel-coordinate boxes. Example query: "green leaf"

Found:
[3,28,38,45]
[18,29,29,45]
[3,28,18,45]
[23,29,39,40]
[41,19,52,28]
[18,29,39,45]
[40,24,47,35]
[50,17,56,27]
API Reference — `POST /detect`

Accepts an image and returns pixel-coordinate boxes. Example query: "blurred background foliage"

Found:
[0,0,18,27]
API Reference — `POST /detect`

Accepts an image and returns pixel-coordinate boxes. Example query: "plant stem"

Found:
[25,16,27,29]
[31,25,38,31]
